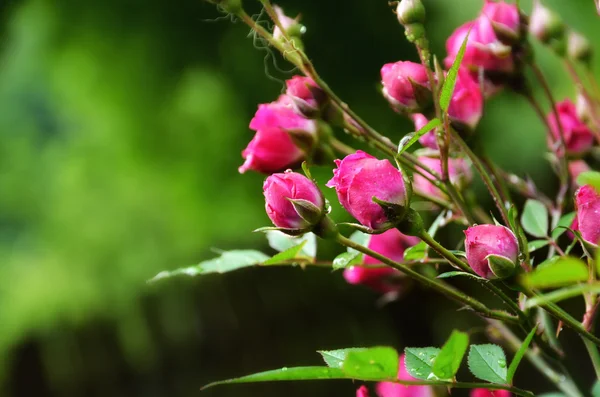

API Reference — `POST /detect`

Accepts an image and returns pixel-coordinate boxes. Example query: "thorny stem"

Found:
[336,234,519,324]
[489,320,584,397]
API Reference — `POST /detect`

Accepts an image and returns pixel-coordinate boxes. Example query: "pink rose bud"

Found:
[464,224,519,279]
[344,229,419,293]
[380,61,432,113]
[448,70,484,131]
[376,354,434,397]
[567,30,592,64]
[413,156,472,199]
[529,0,564,44]
[480,0,521,43]
[285,76,325,117]
[356,386,371,397]
[326,151,408,230]
[412,114,438,149]
[547,99,594,155]
[444,19,514,76]
[575,185,600,245]
[263,170,324,230]
[240,96,317,174]
[568,160,590,186]
[272,5,304,41]
[471,389,511,397]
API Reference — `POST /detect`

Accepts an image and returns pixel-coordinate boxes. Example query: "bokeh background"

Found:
[1,0,599,396]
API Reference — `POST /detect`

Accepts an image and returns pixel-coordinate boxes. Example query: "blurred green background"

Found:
[1,0,598,396]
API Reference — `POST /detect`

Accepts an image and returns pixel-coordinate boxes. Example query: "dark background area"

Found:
[0,0,598,396]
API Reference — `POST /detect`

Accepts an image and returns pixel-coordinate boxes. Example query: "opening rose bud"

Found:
[272,5,306,50]
[327,151,408,230]
[380,61,432,114]
[575,185,600,246]
[239,96,317,174]
[567,30,592,64]
[464,224,519,279]
[264,170,324,231]
[481,0,521,44]
[529,0,564,44]
[568,160,590,187]
[344,229,419,293]
[547,99,594,155]
[356,386,370,397]
[447,70,484,132]
[285,76,326,118]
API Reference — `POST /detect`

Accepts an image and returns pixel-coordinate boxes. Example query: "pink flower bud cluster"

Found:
[239,76,322,175]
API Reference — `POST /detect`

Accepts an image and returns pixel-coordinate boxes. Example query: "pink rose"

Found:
[471,389,511,397]
[240,96,317,174]
[413,156,472,199]
[376,354,434,397]
[357,386,371,397]
[263,171,324,229]
[464,225,519,279]
[326,151,408,229]
[447,70,484,130]
[481,0,521,37]
[344,229,419,293]
[547,99,594,154]
[444,19,514,75]
[381,61,431,112]
[412,114,438,149]
[575,185,600,245]
[286,76,319,105]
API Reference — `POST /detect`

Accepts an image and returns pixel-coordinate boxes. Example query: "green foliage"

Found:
[551,212,576,240]
[524,284,600,309]
[432,330,469,380]
[348,231,371,254]
[577,171,600,192]
[342,347,400,380]
[318,348,366,369]
[332,252,363,270]
[521,199,549,238]
[521,256,588,289]
[528,240,550,252]
[507,325,538,384]
[263,242,310,265]
[266,231,317,257]
[467,344,507,384]
[437,271,484,280]
[592,380,600,397]
[440,30,470,111]
[202,367,348,389]
[404,347,441,380]
[403,241,427,261]
[397,118,441,155]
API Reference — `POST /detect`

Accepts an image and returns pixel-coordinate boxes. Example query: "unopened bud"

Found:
[396,0,426,26]
[529,0,564,44]
[567,30,592,64]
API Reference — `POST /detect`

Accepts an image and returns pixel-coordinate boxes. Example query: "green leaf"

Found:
[521,199,549,238]
[263,241,308,265]
[506,325,538,384]
[404,241,427,261]
[318,348,366,369]
[487,254,516,279]
[266,231,317,257]
[440,29,470,111]
[149,249,269,282]
[467,344,507,384]
[342,347,399,381]
[348,231,370,254]
[438,271,485,280]
[524,283,600,309]
[397,118,441,155]
[202,366,348,389]
[577,171,600,193]
[332,252,363,270]
[432,331,469,380]
[592,380,600,397]
[521,256,588,289]
[528,240,549,253]
[404,347,441,380]
[551,212,576,240]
